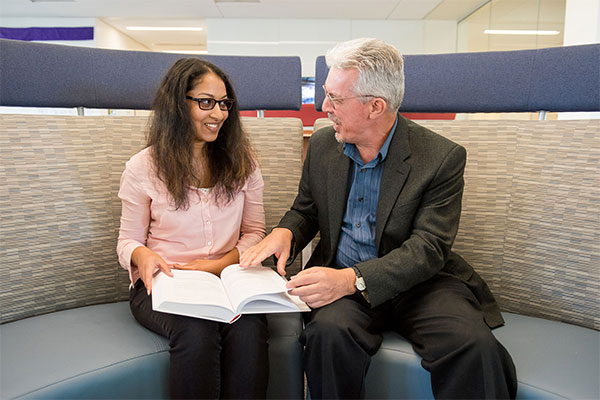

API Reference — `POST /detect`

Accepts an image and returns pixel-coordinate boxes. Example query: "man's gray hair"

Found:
[325,38,404,112]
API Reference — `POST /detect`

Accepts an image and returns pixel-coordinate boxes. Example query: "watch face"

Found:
[356,277,366,291]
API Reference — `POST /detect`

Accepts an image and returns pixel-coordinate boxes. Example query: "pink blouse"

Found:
[117,147,266,284]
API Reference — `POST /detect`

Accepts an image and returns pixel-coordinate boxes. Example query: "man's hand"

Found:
[287,267,356,308]
[131,246,173,295]
[239,228,293,276]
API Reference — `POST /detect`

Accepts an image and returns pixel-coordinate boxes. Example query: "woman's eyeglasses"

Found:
[186,96,235,111]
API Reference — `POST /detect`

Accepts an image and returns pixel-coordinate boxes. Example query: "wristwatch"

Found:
[351,266,370,303]
[351,266,366,292]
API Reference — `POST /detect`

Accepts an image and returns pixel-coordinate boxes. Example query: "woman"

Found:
[117,58,268,399]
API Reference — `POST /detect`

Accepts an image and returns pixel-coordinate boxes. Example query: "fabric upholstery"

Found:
[420,119,600,331]
[242,117,305,275]
[0,115,130,322]
[312,117,600,331]
[0,114,305,324]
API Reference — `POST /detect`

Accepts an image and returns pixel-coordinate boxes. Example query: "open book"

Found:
[152,264,310,323]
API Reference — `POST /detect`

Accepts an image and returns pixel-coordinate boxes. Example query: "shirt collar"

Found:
[343,114,399,167]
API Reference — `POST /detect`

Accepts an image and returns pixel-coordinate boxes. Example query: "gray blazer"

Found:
[279,115,503,328]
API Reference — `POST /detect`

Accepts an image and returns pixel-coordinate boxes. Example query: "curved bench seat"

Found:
[365,313,600,399]
[0,302,304,400]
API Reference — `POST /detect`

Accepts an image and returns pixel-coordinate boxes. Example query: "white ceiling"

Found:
[1,0,486,20]
[0,0,488,51]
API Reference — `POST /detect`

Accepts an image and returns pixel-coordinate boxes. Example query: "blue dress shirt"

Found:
[335,116,398,269]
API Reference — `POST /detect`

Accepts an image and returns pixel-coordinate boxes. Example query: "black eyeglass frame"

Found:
[186,95,235,111]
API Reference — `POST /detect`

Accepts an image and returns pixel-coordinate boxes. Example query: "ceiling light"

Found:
[484,29,560,35]
[209,40,338,45]
[126,26,203,31]
[162,50,208,54]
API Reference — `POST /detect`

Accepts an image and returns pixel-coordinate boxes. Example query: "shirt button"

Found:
[356,223,361,228]
[206,220,211,225]
[207,241,212,246]
[203,198,208,203]
[358,197,364,202]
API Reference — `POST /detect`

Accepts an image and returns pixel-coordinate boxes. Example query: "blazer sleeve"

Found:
[358,143,467,307]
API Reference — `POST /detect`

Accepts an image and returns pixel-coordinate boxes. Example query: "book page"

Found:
[237,291,311,314]
[220,264,290,311]
[152,270,237,322]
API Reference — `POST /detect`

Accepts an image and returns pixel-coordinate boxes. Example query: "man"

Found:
[240,38,517,399]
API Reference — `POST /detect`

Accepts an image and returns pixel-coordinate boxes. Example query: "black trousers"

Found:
[130,279,269,399]
[301,274,517,399]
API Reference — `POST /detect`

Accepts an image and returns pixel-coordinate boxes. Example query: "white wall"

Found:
[206,18,457,77]
[95,19,149,51]
[423,20,458,54]
[564,0,600,45]
[560,0,600,119]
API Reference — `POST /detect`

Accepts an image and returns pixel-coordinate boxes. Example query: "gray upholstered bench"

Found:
[2,39,599,399]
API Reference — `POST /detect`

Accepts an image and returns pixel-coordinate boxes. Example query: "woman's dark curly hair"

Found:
[147,58,256,210]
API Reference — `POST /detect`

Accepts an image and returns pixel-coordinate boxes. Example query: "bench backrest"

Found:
[313,117,599,330]
[0,115,303,324]
[0,39,302,111]
[314,44,600,113]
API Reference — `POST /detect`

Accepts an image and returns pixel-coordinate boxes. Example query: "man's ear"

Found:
[369,97,388,119]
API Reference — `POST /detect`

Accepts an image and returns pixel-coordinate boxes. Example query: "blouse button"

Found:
[207,241,212,246]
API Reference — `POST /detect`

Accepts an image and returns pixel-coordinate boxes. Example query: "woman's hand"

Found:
[172,259,222,275]
[131,246,173,295]
[173,248,240,277]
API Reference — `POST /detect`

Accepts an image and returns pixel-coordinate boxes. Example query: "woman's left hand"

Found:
[172,259,221,275]
[172,248,239,276]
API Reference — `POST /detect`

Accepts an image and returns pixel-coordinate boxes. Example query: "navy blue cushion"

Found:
[315,44,600,113]
[0,39,302,111]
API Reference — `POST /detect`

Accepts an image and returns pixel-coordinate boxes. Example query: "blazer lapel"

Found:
[327,141,351,257]
[375,115,412,249]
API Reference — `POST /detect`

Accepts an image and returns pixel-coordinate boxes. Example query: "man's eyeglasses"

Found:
[322,85,375,110]
[186,96,235,111]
